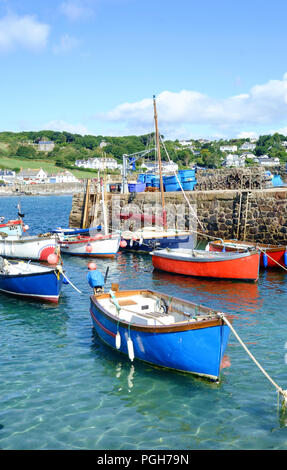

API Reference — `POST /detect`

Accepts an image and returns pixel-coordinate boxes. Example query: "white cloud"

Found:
[53,34,80,54]
[60,1,94,21]
[0,14,50,51]
[41,120,89,135]
[101,75,287,139]
[236,131,259,139]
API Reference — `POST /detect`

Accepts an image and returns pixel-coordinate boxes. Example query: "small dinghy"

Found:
[59,233,121,258]
[0,257,64,302]
[151,248,260,281]
[90,288,231,381]
[207,239,287,269]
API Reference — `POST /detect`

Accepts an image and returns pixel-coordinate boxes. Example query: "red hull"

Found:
[152,252,260,281]
[209,241,286,269]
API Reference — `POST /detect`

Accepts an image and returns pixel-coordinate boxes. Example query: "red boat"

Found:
[208,240,287,269]
[151,248,260,281]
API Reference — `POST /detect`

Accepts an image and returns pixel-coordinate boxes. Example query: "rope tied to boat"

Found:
[56,265,82,294]
[218,313,287,410]
[256,247,287,272]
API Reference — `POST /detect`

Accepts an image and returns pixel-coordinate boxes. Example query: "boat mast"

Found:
[101,177,108,235]
[153,95,167,229]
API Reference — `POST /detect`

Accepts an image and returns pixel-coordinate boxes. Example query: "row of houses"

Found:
[223,153,280,168]
[0,168,79,184]
[75,156,179,173]
[75,157,120,171]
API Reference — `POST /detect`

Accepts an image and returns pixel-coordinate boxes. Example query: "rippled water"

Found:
[1,195,287,450]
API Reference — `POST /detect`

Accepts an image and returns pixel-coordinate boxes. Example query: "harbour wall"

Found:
[69,187,287,245]
[0,182,86,195]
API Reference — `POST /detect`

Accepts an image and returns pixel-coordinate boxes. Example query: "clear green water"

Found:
[1,195,287,450]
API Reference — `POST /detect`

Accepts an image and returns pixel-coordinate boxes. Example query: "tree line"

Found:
[0,130,287,171]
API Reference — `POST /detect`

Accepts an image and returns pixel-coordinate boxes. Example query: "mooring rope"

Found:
[159,136,227,245]
[256,247,287,272]
[56,266,82,294]
[218,313,287,408]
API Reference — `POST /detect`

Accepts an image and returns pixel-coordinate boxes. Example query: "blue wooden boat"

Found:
[0,257,64,303]
[120,227,195,253]
[89,288,231,381]
[52,226,102,237]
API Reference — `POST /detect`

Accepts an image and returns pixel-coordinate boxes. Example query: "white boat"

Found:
[60,174,121,258]
[59,233,121,258]
[0,217,25,239]
[0,234,59,261]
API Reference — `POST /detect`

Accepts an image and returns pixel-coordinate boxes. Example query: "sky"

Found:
[1,0,287,140]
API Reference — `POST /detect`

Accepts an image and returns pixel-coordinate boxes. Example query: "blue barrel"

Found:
[181,180,196,191]
[151,176,160,187]
[178,169,196,181]
[137,174,146,183]
[163,175,179,185]
[272,175,283,187]
[145,174,153,187]
[128,182,146,193]
[164,183,180,192]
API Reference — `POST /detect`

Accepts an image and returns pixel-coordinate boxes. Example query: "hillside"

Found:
[0,130,287,176]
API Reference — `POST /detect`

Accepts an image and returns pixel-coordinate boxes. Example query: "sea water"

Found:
[1,195,287,450]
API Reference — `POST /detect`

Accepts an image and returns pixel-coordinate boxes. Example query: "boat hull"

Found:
[152,249,260,281]
[208,240,286,269]
[59,234,120,258]
[90,292,230,380]
[121,231,195,253]
[0,235,58,261]
[0,268,63,302]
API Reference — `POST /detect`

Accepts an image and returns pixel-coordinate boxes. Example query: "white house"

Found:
[99,141,110,148]
[140,161,178,173]
[48,171,79,184]
[75,157,118,171]
[37,141,55,152]
[240,153,259,162]
[220,145,238,153]
[178,140,193,147]
[257,156,280,167]
[223,154,245,167]
[198,139,211,144]
[0,169,16,183]
[239,142,256,151]
[17,168,48,183]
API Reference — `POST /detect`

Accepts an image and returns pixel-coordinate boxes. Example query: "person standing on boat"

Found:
[87,262,105,294]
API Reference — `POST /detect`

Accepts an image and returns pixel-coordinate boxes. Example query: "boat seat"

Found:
[118,299,137,307]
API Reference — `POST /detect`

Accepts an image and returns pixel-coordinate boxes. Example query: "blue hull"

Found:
[90,299,230,380]
[120,234,195,253]
[0,269,63,302]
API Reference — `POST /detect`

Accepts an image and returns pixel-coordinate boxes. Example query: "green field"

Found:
[0,156,99,179]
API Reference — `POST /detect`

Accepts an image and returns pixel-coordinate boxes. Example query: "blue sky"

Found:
[1,0,287,140]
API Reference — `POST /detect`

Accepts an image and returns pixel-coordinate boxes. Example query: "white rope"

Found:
[160,136,204,229]
[257,247,287,272]
[159,136,226,244]
[56,266,82,294]
[218,313,287,406]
